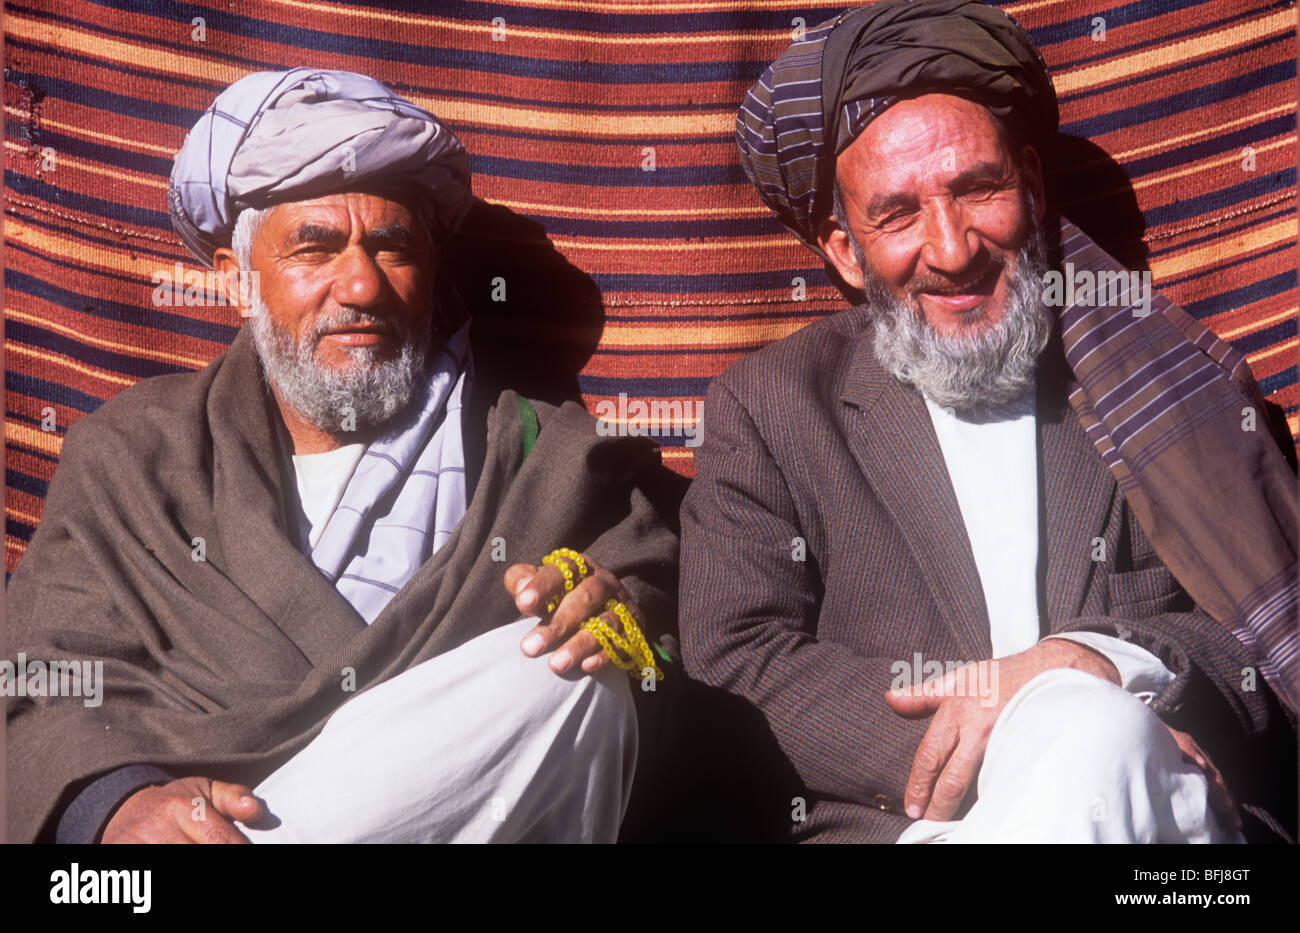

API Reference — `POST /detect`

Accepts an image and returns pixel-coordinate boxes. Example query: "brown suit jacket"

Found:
[679,304,1296,843]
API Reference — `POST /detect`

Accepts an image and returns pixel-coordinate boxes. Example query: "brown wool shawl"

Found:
[5,328,679,843]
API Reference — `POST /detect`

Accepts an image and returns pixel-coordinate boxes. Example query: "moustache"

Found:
[303,308,416,348]
[906,255,1007,301]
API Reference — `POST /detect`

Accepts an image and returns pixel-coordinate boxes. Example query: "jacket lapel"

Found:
[210,330,368,666]
[838,317,994,660]
[1037,335,1117,623]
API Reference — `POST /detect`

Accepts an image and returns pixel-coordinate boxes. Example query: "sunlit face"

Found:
[248,190,434,372]
[213,189,440,437]
[819,94,1046,340]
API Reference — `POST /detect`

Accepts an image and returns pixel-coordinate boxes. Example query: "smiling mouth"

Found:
[914,265,1002,314]
[318,325,398,349]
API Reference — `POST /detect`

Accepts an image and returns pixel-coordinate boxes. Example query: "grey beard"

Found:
[245,289,432,435]
[863,226,1053,420]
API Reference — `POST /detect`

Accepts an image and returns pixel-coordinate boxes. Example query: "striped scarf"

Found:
[1059,218,1298,713]
[308,320,472,624]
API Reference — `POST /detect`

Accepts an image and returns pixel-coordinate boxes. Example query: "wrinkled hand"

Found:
[884,639,1120,822]
[1164,725,1241,833]
[504,552,645,676]
[102,776,263,844]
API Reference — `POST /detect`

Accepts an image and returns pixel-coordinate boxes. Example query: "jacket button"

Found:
[868,793,891,811]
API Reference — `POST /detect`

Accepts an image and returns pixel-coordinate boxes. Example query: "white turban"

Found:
[168,68,473,267]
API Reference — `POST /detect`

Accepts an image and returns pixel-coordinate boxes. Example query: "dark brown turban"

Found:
[737,0,1058,258]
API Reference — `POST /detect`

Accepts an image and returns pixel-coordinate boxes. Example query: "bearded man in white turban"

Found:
[7,69,679,845]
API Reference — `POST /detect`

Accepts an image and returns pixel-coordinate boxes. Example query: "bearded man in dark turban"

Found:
[681,1,1296,842]
[7,69,679,844]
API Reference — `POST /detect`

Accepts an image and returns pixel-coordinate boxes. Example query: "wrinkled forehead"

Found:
[837,95,1018,192]
[259,188,432,242]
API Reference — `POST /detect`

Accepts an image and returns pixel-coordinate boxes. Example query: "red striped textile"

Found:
[5,0,1297,576]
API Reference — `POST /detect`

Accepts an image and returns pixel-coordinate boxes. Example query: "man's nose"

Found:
[918,200,979,275]
[331,244,388,308]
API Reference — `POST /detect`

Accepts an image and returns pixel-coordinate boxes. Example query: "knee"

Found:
[1002,668,1168,763]
[497,627,637,734]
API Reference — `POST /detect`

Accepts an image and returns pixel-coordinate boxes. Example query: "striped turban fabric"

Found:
[737,0,1057,258]
[1057,220,1299,713]
[168,68,474,267]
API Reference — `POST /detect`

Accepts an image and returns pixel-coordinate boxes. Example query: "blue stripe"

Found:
[5,371,108,415]
[1060,60,1296,140]
[6,319,196,381]
[1120,114,1295,181]
[1024,0,1277,52]
[1184,270,1296,321]
[1140,170,1294,228]
[5,268,239,344]
[1033,0,1288,72]
[5,217,200,272]
[5,169,173,232]
[1159,240,1295,294]
[1258,367,1296,399]
[1229,318,1296,357]
[5,469,49,500]
[468,154,750,188]
[48,2,777,86]
[88,0,841,38]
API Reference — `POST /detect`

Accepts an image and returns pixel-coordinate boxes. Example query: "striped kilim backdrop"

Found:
[4,0,1297,577]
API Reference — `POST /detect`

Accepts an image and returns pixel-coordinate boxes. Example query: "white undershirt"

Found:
[924,395,1174,700]
[291,443,366,550]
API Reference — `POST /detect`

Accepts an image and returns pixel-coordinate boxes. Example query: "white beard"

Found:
[863,226,1053,420]
[244,285,432,435]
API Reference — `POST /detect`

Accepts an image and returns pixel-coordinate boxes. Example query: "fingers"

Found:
[520,559,624,655]
[551,626,604,675]
[508,554,600,618]
[508,552,640,677]
[921,739,983,822]
[503,563,539,605]
[505,563,549,615]
[903,714,960,820]
[176,779,252,844]
[1166,727,1241,833]
[884,677,945,716]
[885,686,938,715]
[211,779,264,824]
[1202,763,1241,833]
[103,778,252,844]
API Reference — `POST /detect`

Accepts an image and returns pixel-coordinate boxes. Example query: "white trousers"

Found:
[239,617,637,843]
[896,668,1245,844]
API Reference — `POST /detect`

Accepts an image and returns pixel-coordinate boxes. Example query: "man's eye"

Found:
[878,211,915,228]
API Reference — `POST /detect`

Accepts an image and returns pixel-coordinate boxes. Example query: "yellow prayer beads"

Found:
[540,547,588,614]
[584,598,663,682]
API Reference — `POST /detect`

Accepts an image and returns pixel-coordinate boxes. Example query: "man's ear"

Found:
[211,248,252,318]
[1019,144,1047,222]
[817,214,865,291]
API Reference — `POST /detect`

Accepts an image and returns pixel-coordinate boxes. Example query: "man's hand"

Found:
[884,639,1120,822]
[101,776,263,843]
[503,553,645,676]
[1164,725,1242,833]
